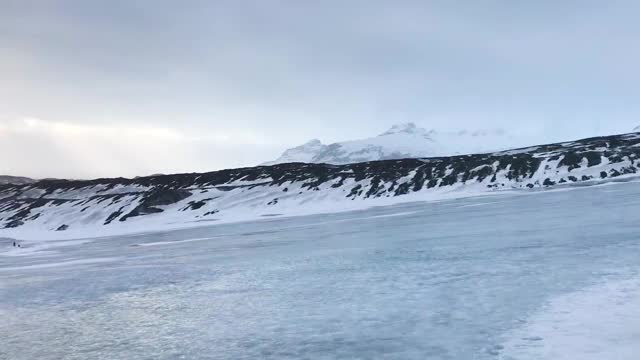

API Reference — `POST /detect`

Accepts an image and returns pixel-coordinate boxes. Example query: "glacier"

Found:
[1,181,640,359]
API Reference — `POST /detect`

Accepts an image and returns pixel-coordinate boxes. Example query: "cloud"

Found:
[0,118,281,179]
[14,117,184,141]
[2,1,639,179]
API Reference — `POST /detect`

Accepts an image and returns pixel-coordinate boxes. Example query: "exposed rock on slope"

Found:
[2,132,640,237]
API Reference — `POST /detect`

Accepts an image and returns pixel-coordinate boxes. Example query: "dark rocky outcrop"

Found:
[120,189,192,221]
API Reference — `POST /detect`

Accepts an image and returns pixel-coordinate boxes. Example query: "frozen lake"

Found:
[2,183,640,359]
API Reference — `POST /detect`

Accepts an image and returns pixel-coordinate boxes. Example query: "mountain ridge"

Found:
[2,131,640,240]
[0,175,35,185]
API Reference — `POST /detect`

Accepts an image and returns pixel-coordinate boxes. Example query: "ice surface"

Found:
[2,182,640,359]
[499,276,640,360]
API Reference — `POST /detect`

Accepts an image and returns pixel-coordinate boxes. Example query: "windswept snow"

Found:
[500,276,640,360]
[0,257,119,272]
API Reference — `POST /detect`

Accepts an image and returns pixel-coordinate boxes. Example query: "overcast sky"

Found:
[2,0,640,179]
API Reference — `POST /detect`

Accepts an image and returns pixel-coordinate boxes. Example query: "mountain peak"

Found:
[379,122,435,139]
[303,139,323,146]
[380,122,417,135]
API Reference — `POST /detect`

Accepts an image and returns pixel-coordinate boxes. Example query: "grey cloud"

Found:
[1,0,639,177]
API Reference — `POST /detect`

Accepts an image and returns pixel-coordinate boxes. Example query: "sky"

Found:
[1,0,640,179]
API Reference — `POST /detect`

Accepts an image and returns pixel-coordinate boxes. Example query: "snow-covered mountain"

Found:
[2,132,640,240]
[264,123,520,165]
[263,139,328,165]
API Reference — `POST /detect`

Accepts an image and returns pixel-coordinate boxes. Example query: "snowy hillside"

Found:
[2,132,640,240]
[265,123,520,165]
